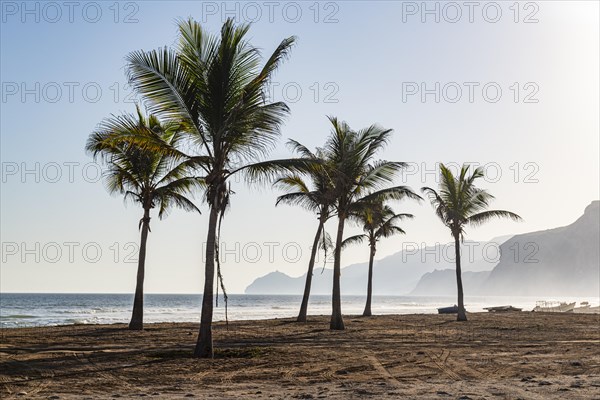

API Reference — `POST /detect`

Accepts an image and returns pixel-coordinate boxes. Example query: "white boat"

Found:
[532,301,576,313]
[573,301,600,314]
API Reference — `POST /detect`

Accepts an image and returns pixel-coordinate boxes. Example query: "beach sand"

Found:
[1,313,599,399]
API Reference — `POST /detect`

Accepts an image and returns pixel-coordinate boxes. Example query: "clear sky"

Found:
[1,1,598,293]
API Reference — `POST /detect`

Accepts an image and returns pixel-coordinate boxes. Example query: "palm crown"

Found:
[324,117,420,214]
[421,164,522,240]
[86,106,202,218]
[345,201,414,248]
[125,18,300,209]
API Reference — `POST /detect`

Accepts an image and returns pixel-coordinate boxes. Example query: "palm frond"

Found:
[273,174,310,191]
[354,161,407,194]
[126,47,203,140]
[467,210,522,226]
[380,226,407,237]
[286,139,316,159]
[275,192,320,212]
[341,234,367,249]
[231,158,319,184]
[357,186,422,205]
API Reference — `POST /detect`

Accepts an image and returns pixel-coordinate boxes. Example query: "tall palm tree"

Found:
[421,164,522,321]
[275,140,335,323]
[86,106,202,330]
[125,18,304,357]
[344,200,414,316]
[323,117,420,330]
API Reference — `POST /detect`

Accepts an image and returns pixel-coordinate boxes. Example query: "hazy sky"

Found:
[1,1,598,294]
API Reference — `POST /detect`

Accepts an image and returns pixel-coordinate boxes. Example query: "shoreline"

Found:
[0,308,597,330]
[3,305,600,330]
[4,293,599,329]
[2,313,599,399]
[0,294,600,328]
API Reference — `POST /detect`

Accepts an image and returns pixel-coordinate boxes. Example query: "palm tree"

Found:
[421,164,522,321]
[323,117,420,330]
[86,106,202,330]
[344,200,414,316]
[274,140,335,323]
[125,18,304,357]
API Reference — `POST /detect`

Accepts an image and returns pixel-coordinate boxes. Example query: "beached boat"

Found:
[437,305,458,314]
[532,301,576,313]
[484,305,523,313]
[573,302,600,314]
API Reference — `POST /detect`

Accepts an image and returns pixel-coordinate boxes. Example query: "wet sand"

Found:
[1,313,599,399]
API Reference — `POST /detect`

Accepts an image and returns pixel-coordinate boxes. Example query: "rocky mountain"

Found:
[410,270,490,296]
[482,200,599,296]
[245,237,508,295]
[409,201,600,297]
[247,201,599,297]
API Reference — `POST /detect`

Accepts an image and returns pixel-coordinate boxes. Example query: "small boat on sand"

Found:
[484,305,523,313]
[532,301,576,313]
[573,302,600,314]
[437,305,458,314]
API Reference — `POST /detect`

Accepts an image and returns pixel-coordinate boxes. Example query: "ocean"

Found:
[1,293,597,328]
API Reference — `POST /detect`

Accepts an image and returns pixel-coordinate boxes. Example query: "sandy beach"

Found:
[1,313,599,399]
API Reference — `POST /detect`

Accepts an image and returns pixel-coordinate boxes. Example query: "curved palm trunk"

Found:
[297,218,325,322]
[362,244,376,317]
[330,215,345,330]
[454,234,467,321]
[194,205,220,358]
[129,208,150,330]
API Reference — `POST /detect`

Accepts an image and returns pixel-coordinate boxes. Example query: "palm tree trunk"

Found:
[362,244,375,317]
[297,218,324,322]
[454,234,467,321]
[129,207,150,330]
[194,205,220,358]
[330,215,345,330]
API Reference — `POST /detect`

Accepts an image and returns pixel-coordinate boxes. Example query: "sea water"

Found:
[1,293,598,328]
